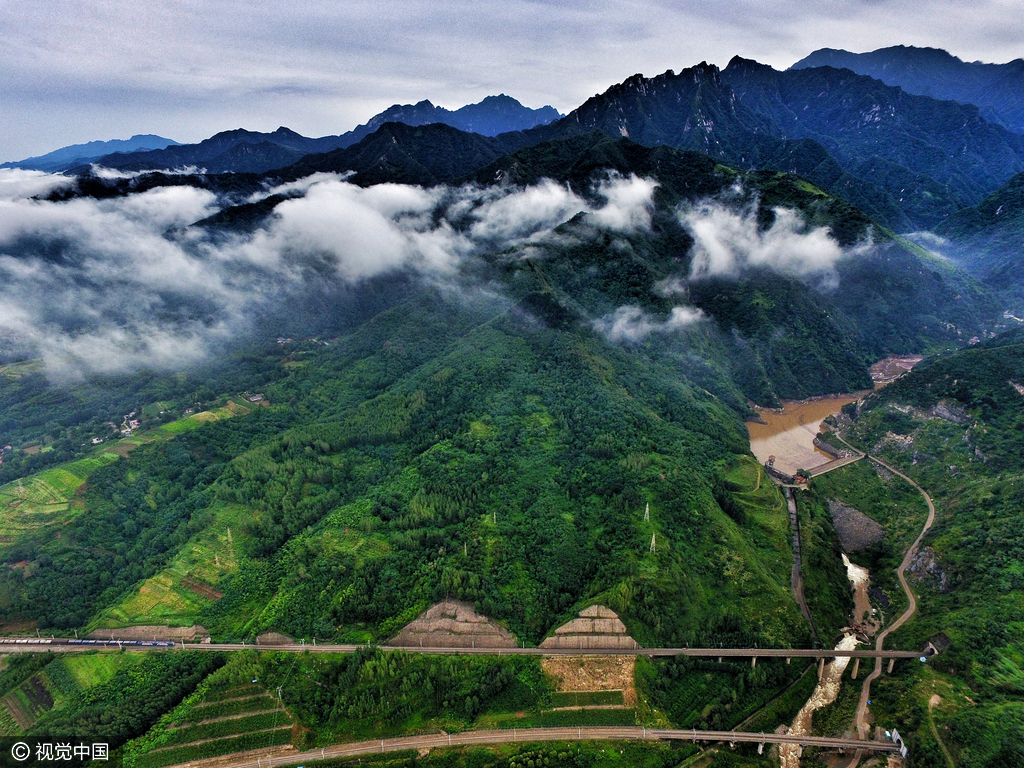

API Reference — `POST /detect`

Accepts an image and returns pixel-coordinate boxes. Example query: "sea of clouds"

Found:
[0,169,659,377]
[0,168,863,376]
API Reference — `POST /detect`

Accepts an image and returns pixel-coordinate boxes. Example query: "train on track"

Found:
[0,637,175,647]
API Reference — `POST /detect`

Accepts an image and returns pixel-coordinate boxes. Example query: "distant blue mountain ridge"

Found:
[790,45,1024,134]
[5,95,562,175]
[2,135,180,172]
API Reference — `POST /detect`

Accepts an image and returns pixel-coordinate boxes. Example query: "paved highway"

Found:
[160,726,901,768]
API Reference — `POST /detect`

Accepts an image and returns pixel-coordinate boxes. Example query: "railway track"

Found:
[158,726,901,768]
[0,637,926,660]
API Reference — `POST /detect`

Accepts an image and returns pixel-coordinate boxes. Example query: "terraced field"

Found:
[0,455,118,544]
[127,683,294,768]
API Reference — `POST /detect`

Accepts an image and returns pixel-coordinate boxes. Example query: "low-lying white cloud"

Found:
[88,164,205,179]
[0,168,75,200]
[680,201,846,281]
[588,174,657,232]
[595,305,704,343]
[0,168,659,378]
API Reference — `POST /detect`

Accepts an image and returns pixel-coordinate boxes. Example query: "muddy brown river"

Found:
[748,395,865,477]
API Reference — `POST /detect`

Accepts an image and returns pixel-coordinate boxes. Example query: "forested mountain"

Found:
[838,329,1024,765]
[935,172,1024,305]
[480,59,1024,231]
[276,122,514,187]
[4,127,998,642]
[60,58,1024,235]
[791,45,1024,134]
[720,57,1024,227]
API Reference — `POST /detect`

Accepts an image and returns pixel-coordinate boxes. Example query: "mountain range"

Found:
[0,95,559,176]
[42,56,1024,237]
[791,45,1024,134]
[1,134,179,172]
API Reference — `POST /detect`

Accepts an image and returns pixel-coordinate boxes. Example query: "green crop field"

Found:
[159,402,249,435]
[0,402,241,548]
[61,653,128,689]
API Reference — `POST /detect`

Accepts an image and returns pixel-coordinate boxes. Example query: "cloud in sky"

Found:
[0,169,656,377]
[2,0,1022,160]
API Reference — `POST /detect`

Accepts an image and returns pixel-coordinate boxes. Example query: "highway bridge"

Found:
[157,726,901,768]
[0,637,928,661]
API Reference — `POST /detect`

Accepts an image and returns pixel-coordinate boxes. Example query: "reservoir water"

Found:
[747,394,865,477]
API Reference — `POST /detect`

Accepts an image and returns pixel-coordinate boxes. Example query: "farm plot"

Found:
[88,503,248,632]
[0,459,112,543]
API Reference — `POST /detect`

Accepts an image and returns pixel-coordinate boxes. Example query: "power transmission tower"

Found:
[644,503,650,522]
[650,533,656,553]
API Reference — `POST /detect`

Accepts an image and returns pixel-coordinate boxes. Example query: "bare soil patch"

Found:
[870,356,923,384]
[181,577,224,601]
[88,625,209,641]
[829,499,885,552]
[0,619,38,634]
[256,631,295,645]
[3,692,36,730]
[541,656,637,706]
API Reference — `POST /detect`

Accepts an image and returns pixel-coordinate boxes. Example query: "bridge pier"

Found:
[751,656,757,668]
[818,658,825,678]
[718,657,722,663]
[786,657,791,665]
[851,658,860,679]
[887,658,895,674]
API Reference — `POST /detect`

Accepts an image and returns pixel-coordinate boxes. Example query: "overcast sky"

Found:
[2,0,1022,161]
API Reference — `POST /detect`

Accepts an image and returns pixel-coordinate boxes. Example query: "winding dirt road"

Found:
[852,454,936,746]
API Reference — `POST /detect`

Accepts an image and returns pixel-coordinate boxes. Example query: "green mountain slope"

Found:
[937,171,1024,305]
[838,330,1024,766]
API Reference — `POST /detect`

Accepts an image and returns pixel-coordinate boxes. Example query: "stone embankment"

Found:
[540,606,639,650]
[390,600,518,648]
